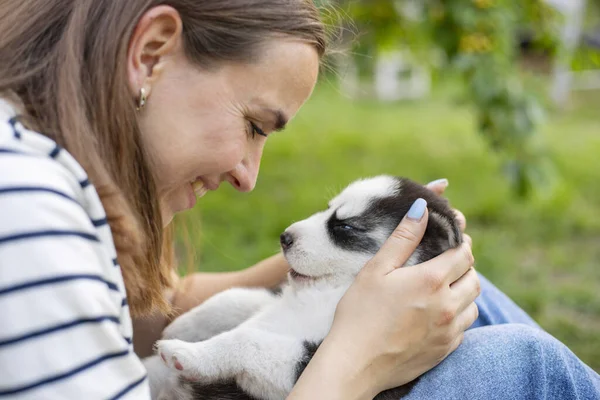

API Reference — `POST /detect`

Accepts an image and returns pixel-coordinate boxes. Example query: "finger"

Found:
[462,233,472,248]
[450,267,481,312]
[421,241,474,284]
[454,209,467,232]
[426,178,449,196]
[455,302,479,332]
[370,198,429,275]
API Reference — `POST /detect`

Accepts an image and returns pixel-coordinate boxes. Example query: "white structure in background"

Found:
[338,0,431,101]
[373,51,431,101]
[337,49,431,101]
[546,0,600,106]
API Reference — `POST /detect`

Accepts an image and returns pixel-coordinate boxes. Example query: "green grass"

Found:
[175,80,600,372]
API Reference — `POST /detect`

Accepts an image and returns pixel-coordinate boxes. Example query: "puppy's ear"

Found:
[428,210,462,250]
[410,210,462,266]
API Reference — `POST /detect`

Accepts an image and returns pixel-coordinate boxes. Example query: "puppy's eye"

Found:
[335,223,357,231]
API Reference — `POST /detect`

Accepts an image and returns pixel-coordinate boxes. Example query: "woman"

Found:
[0,1,598,399]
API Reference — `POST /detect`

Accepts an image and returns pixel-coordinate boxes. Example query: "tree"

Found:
[324,0,561,197]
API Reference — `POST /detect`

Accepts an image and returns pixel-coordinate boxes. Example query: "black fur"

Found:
[294,341,320,382]
[326,209,380,253]
[375,380,421,399]
[188,379,258,400]
[267,285,284,296]
[326,177,461,262]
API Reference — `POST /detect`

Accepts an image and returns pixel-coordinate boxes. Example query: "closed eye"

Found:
[334,221,364,232]
[248,121,267,138]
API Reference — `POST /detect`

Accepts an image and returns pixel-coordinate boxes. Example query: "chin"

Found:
[159,206,174,227]
[159,197,180,227]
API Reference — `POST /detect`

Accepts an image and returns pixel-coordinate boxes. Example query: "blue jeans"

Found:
[403,273,600,399]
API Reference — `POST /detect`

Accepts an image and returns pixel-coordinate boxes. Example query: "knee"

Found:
[409,324,596,400]
[464,323,562,363]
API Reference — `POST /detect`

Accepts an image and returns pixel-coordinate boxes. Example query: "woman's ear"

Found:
[126,5,183,98]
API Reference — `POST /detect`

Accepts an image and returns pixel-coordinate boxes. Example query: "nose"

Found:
[228,160,260,192]
[280,231,294,250]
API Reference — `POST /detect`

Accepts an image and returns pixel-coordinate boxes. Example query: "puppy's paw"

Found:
[156,339,199,379]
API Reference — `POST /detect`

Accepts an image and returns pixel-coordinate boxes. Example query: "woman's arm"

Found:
[287,335,375,400]
[132,253,289,358]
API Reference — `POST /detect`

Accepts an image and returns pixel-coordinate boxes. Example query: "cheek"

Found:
[150,122,247,192]
[199,134,247,173]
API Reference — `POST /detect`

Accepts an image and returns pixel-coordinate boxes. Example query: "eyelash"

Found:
[332,213,365,232]
[248,121,267,139]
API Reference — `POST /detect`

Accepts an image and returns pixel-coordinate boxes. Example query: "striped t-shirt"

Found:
[0,98,150,399]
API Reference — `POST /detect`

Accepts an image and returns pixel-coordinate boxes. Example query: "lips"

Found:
[289,269,313,281]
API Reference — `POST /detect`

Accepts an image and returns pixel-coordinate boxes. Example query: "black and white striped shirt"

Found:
[0,99,150,399]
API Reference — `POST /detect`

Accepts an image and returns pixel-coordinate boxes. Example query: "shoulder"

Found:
[0,104,91,208]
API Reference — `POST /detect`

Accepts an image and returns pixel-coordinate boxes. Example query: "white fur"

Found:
[332,175,398,220]
[155,283,346,400]
[163,287,278,343]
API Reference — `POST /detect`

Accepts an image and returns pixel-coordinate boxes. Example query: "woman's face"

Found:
[128,8,320,225]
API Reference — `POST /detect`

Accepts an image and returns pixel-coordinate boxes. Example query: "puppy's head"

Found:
[280,175,462,286]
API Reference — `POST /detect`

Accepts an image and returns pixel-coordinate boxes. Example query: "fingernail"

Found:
[427,178,448,188]
[407,198,427,221]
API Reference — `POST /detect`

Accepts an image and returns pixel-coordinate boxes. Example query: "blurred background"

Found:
[175,0,600,372]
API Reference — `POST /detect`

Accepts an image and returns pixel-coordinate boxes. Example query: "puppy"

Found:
[148,175,462,400]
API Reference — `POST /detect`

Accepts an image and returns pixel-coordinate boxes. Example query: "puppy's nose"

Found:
[280,231,294,250]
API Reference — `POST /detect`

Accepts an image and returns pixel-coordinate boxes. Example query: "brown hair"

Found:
[0,0,326,317]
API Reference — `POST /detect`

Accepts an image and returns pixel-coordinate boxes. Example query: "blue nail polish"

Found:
[407,198,427,221]
[427,178,448,187]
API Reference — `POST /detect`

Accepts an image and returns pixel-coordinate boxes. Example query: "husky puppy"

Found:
[149,175,462,400]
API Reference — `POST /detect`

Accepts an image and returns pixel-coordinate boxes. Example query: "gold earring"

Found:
[137,87,147,111]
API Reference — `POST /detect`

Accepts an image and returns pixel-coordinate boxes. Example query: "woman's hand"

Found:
[426,178,467,232]
[290,180,479,400]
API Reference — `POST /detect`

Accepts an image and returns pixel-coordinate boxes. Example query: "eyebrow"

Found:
[262,107,288,132]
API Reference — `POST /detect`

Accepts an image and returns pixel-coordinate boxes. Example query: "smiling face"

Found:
[280,176,462,287]
[128,7,320,225]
